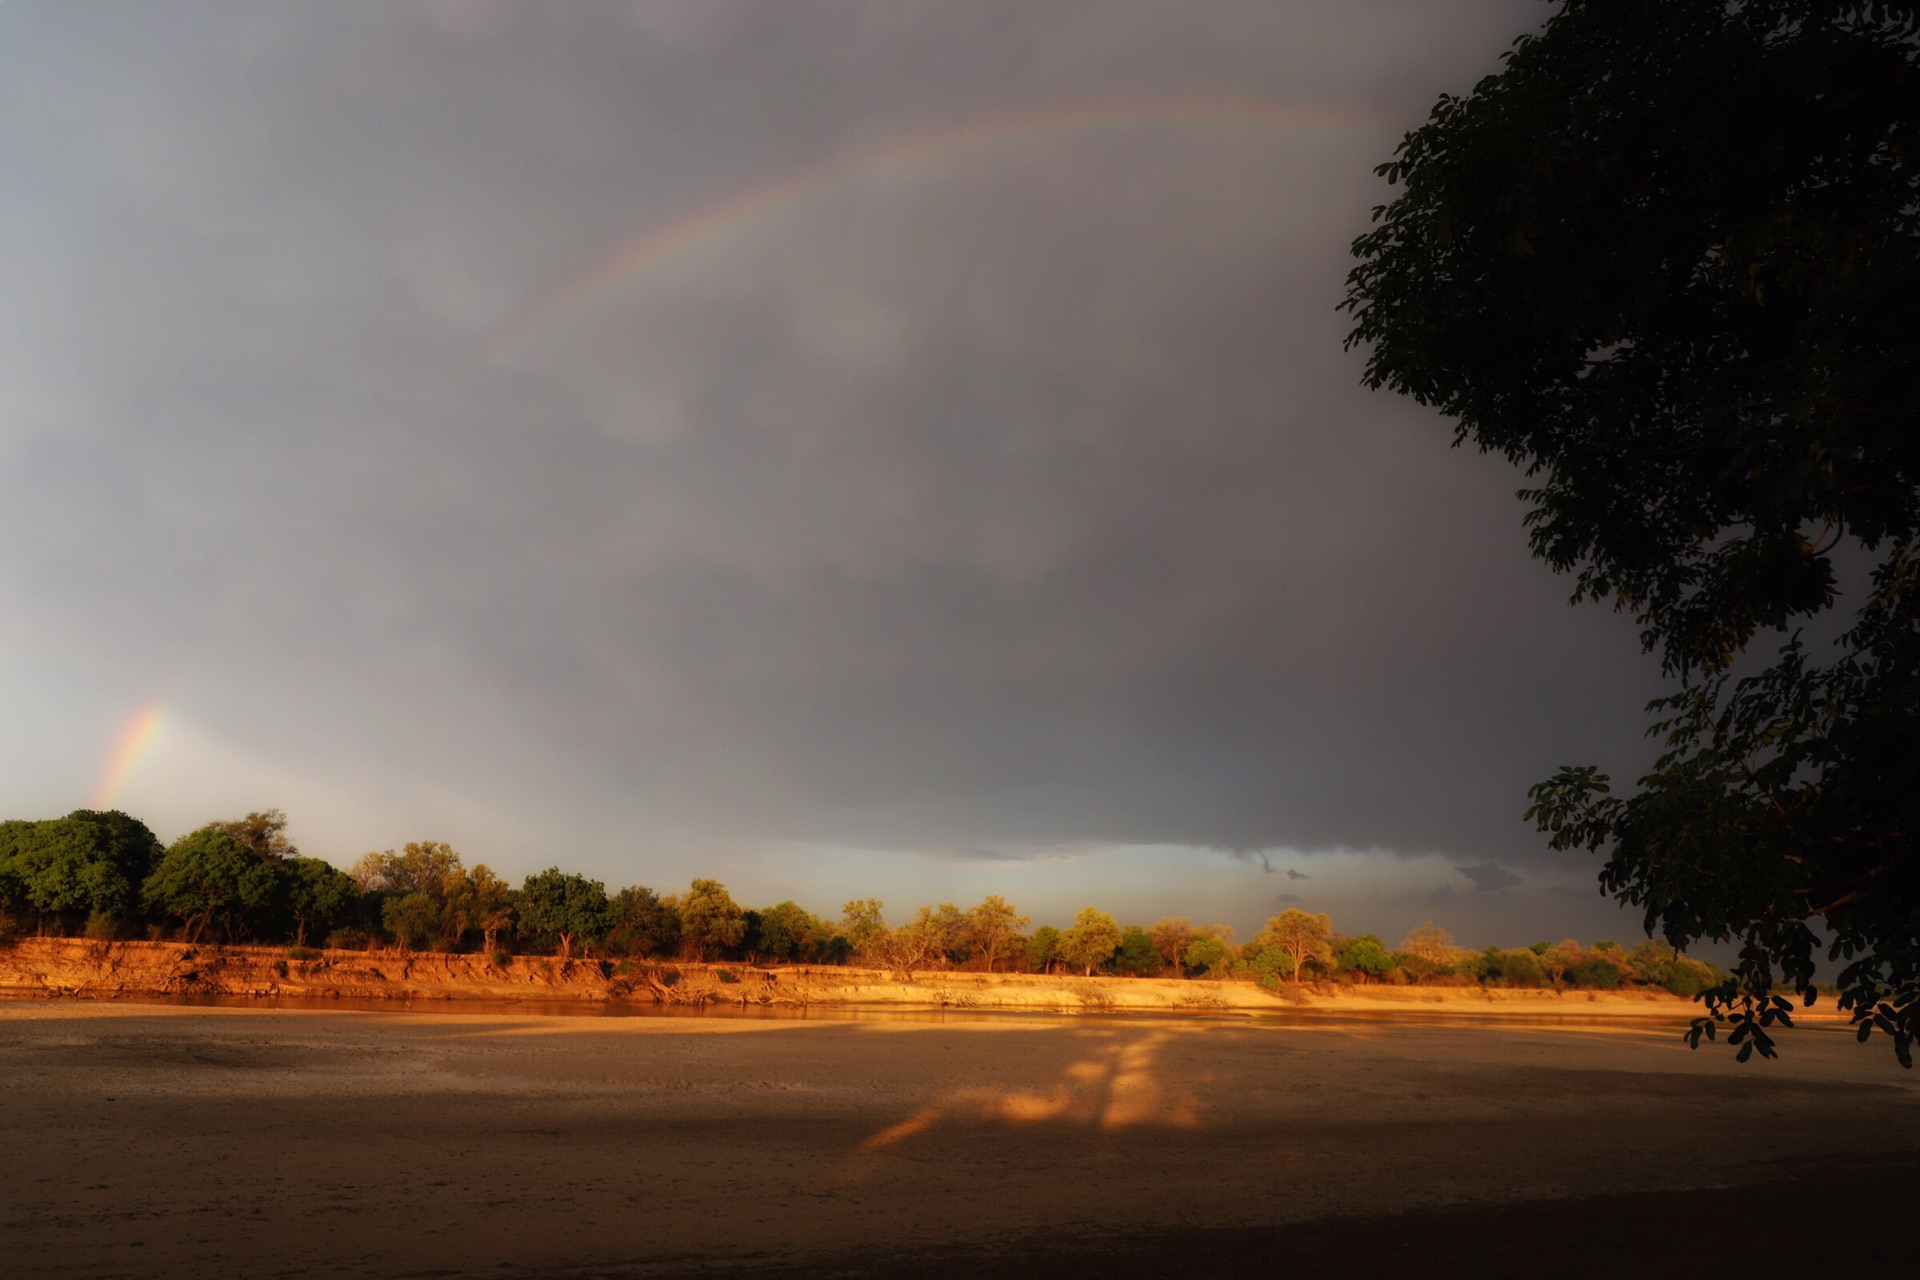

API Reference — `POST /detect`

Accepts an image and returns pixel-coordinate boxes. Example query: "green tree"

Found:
[1181,933,1236,980]
[1487,946,1545,988]
[382,893,442,951]
[680,878,746,960]
[750,900,826,963]
[606,885,681,958]
[839,898,888,962]
[966,896,1029,973]
[352,841,463,899]
[1540,939,1585,992]
[142,827,281,942]
[1113,926,1161,976]
[1570,954,1626,990]
[1256,910,1334,985]
[927,903,971,965]
[283,857,359,947]
[1345,1,1920,1064]
[443,864,515,954]
[0,811,162,932]
[1246,946,1292,989]
[1333,934,1395,983]
[1059,906,1123,976]
[517,868,610,959]
[1025,925,1063,974]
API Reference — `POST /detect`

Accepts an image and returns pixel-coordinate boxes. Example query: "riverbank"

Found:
[0,936,1734,1017]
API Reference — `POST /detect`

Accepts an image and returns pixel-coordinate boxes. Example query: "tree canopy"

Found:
[1344,0,1920,1063]
[1059,907,1123,976]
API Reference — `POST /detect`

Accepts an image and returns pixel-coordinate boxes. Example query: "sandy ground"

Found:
[2,1001,1917,1278]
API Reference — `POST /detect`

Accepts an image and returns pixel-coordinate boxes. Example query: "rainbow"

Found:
[489,96,1398,353]
[91,703,169,812]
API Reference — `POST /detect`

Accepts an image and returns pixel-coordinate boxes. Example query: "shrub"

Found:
[656,966,681,987]
[715,967,740,984]
[326,927,370,951]
[83,910,121,941]
[1246,947,1291,990]
[286,946,319,961]
[490,951,511,967]
[1495,948,1545,987]
[1569,956,1625,989]
[1667,957,1721,998]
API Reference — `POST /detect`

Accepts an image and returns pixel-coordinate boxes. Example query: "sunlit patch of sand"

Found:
[862,1029,1203,1149]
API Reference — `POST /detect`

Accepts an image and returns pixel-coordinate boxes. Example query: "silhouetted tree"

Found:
[1345,0,1920,1063]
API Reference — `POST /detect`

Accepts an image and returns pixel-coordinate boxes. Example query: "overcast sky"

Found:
[0,1,1676,945]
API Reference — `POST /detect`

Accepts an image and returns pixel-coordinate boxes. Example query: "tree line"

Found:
[0,807,1722,994]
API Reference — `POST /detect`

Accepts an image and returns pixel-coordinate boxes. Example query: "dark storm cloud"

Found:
[0,1,1657,878]
[1454,862,1523,893]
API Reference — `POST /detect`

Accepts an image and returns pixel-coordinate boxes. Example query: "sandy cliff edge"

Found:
[0,936,1751,1017]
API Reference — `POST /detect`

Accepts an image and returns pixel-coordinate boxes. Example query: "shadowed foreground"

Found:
[2,1003,1915,1277]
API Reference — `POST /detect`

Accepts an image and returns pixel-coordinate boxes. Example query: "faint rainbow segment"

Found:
[91,704,169,812]
[486,95,1399,355]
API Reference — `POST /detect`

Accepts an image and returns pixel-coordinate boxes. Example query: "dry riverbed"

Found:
[2,999,1917,1278]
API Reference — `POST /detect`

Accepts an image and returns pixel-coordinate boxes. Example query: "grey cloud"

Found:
[1454,862,1523,893]
[1276,893,1301,903]
[1286,869,1310,881]
[0,1,1645,883]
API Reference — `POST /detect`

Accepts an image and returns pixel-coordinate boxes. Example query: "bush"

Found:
[490,950,511,967]
[1246,947,1291,990]
[715,967,740,984]
[83,911,121,941]
[1667,957,1722,998]
[1569,956,1625,989]
[327,927,371,951]
[286,946,319,961]
[1490,948,1545,987]
[656,965,681,987]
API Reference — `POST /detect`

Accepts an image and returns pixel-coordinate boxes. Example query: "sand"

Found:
[3,999,1917,1278]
